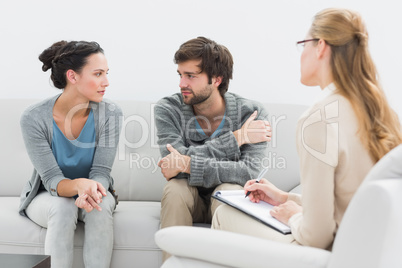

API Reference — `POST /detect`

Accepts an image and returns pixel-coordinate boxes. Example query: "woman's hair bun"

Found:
[39,40,104,89]
[38,41,68,72]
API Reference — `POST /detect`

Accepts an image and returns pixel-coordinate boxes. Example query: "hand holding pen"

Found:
[245,168,268,198]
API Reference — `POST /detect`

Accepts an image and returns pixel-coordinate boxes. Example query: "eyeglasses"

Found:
[296,39,319,52]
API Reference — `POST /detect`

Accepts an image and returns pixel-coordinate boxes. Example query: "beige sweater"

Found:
[288,86,374,249]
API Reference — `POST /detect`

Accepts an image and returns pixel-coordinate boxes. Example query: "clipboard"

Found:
[213,190,291,235]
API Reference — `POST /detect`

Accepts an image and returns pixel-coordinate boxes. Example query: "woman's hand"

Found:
[75,194,96,212]
[245,178,300,225]
[270,200,302,225]
[244,178,287,206]
[75,179,107,211]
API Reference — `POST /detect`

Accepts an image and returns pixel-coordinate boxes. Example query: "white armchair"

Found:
[155,144,402,268]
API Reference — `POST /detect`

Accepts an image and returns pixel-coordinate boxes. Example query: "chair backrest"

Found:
[260,103,307,193]
[328,145,402,268]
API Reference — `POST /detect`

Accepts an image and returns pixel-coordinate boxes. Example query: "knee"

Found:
[162,179,193,205]
[84,192,115,221]
[48,197,78,226]
[214,183,243,192]
[98,192,115,216]
[211,204,231,229]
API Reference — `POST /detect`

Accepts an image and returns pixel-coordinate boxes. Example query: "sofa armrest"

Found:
[155,226,331,268]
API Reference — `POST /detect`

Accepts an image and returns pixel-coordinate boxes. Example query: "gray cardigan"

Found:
[154,92,269,189]
[19,94,122,216]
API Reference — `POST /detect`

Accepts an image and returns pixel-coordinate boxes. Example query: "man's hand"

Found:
[158,144,191,181]
[234,111,271,146]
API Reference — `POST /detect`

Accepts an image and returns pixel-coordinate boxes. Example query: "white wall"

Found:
[1,0,401,115]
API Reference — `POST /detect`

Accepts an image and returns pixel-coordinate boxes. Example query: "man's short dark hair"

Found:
[174,37,234,96]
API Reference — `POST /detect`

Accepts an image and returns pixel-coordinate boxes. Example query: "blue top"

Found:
[20,94,123,216]
[195,113,226,138]
[51,109,96,179]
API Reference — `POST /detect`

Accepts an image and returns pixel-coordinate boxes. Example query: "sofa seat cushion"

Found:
[113,201,161,250]
[0,197,161,254]
[0,197,46,253]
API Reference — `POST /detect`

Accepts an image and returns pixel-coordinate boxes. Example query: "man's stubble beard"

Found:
[182,84,214,105]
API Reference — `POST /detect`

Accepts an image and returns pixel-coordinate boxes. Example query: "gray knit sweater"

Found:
[154,92,269,189]
[19,94,122,216]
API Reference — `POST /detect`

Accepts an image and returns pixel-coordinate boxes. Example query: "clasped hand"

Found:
[234,111,272,146]
[245,178,302,225]
[158,144,191,181]
[74,179,107,213]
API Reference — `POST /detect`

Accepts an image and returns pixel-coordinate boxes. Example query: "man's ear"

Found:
[66,69,78,84]
[213,76,223,87]
[316,39,330,59]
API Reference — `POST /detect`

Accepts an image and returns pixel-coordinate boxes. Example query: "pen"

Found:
[245,168,268,198]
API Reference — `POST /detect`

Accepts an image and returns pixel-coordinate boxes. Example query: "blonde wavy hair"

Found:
[310,8,402,162]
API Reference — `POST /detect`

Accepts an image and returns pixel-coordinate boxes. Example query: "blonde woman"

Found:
[212,8,402,250]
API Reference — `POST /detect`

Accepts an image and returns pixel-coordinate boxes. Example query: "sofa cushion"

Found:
[0,197,46,253]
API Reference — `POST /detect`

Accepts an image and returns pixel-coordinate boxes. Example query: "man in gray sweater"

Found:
[155,36,271,261]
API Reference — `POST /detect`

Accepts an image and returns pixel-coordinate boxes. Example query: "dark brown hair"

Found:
[174,37,233,96]
[39,40,104,89]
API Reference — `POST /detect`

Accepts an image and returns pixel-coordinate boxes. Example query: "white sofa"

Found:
[0,97,307,268]
[155,145,402,268]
